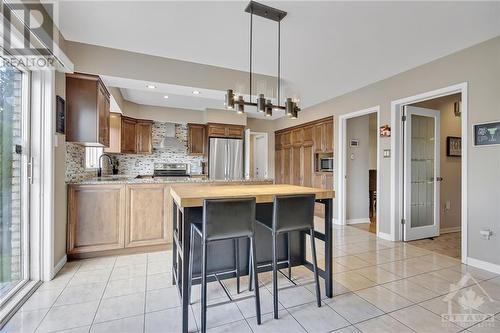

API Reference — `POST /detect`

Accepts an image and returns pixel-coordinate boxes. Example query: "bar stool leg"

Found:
[201,241,208,333]
[287,232,292,280]
[235,239,240,294]
[272,232,279,319]
[250,236,261,325]
[188,226,195,305]
[248,242,253,292]
[310,228,321,307]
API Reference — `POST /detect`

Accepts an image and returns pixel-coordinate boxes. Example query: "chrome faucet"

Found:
[97,153,112,178]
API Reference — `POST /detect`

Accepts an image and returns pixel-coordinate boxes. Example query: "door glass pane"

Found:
[410,114,435,228]
[0,61,25,300]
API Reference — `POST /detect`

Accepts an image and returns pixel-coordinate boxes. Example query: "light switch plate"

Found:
[383,149,391,158]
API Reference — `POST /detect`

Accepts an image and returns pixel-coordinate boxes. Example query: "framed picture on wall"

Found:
[379,125,391,137]
[473,121,500,146]
[446,136,461,157]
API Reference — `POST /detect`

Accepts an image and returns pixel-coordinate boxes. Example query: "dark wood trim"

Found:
[68,244,171,261]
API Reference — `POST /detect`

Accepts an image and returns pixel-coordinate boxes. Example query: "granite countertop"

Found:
[68,175,274,185]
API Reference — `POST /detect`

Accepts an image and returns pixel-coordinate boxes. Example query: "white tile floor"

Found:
[2,223,499,333]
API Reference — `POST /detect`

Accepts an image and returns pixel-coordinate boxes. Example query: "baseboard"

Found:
[377,232,394,241]
[333,218,343,225]
[440,227,461,234]
[347,218,371,225]
[467,257,500,275]
[51,255,67,279]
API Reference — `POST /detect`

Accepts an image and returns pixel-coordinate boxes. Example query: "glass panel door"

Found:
[403,106,440,241]
[0,59,29,304]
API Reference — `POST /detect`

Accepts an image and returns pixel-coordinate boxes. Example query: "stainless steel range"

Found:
[153,163,191,181]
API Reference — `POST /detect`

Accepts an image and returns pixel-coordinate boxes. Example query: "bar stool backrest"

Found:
[273,195,315,234]
[203,197,256,241]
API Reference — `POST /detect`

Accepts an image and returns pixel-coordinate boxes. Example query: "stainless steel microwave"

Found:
[318,157,333,172]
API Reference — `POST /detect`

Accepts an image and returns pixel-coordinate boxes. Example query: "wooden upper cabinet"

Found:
[207,123,245,139]
[325,120,333,152]
[136,119,153,154]
[291,128,303,146]
[303,126,314,146]
[275,133,283,150]
[121,116,137,154]
[66,73,110,146]
[281,131,291,147]
[104,113,122,153]
[187,123,206,156]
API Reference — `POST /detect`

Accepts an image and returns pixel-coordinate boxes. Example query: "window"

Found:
[85,147,103,170]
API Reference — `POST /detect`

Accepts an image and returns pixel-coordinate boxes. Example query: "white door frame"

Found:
[390,82,468,263]
[338,106,381,235]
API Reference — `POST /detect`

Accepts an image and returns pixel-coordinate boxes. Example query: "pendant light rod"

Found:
[249,8,253,101]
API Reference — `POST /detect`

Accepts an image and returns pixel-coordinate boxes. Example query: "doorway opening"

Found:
[338,106,380,234]
[391,83,467,263]
[244,130,269,179]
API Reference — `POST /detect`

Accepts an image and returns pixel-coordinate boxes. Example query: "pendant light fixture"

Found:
[224,1,300,118]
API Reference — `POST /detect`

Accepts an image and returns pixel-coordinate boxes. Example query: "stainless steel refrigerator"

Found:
[209,138,243,180]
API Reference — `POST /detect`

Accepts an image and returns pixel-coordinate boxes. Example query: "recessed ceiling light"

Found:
[146,84,156,89]
[192,90,200,95]
[163,95,169,99]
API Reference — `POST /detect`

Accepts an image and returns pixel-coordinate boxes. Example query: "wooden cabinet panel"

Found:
[282,147,292,184]
[105,113,122,153]
[292,146,301,185]
[291,128,303,145]
[136,120,153,154]
[275,133,282,150]
[324,173,334,190]
[121,116,137,154]
[303,126,314,146]
[325,121,334,152]
[67,185,125,255]
[275,149,283,184]
[314,123,325,152]
[302,145,314,187]
[187,123,206,155]
[125,184,169,247]
[207,124,227,137]
[66,73,110,146]
[226,125,244,138]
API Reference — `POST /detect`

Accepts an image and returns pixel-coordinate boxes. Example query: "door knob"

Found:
[436,177,444,182]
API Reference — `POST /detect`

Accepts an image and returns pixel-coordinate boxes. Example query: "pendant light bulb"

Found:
[285,98,294,117]
[225,89,235,109]
[237,96,245,114]
[265,99,273,117]
[257,94,266,112]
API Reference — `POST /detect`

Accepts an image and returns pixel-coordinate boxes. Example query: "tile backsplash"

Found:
[66,122,204,183]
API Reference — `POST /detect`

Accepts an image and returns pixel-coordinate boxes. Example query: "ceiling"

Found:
[55,1,500,116]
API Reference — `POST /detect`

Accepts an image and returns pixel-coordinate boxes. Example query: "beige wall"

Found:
[413,94,462,233]
[271,36,500,265]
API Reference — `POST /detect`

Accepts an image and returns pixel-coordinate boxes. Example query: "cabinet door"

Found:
[207,124,226,137]
[292,145,302,185]
[302,126,314,146]
[105,113,122,153]
[226,125,244,138]
[282,147,292,184]
[314,123,325,152]
[275,133,282,150]
[302,145,314,187]
[126,184,169,247]
[324,173,334,190]
[275,149,283,184]
[67,185,125,255]
[121,117,137,154]
[136,121,153,154]
[325,120,334,152]
[188,124,206,155]
[281,131,291,148]
[97,83,110,147]
[291,128,303,145]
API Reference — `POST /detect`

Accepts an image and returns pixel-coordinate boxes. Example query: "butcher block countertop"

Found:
[170,184,335,208]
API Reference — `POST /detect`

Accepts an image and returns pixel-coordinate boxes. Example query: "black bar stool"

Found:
[188,198,261,333]
[250,194,320,319]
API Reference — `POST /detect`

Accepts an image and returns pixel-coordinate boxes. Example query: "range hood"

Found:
[157,123,185,150]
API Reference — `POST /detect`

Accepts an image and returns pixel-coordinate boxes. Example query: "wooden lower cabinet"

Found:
[125,184,169,247]
[67,184,125,255]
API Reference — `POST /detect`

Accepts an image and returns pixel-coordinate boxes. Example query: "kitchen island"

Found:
[67,177,273,259]
[170,184,334,333]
